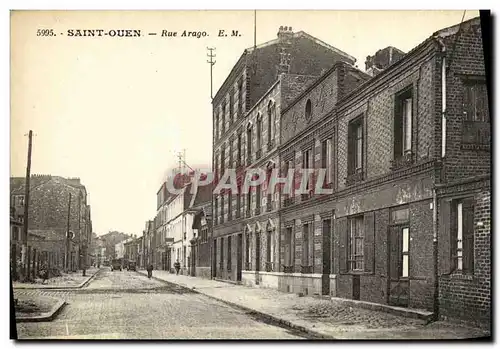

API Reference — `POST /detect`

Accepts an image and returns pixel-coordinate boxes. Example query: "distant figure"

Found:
[174,260,181,275]
[147,264,153,279]
[39,263,49,284]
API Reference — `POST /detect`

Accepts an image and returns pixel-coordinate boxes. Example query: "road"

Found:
[15,269,305,340]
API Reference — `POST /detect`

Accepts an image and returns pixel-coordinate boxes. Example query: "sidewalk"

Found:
[13,267,100,289]
[139,270,490,340]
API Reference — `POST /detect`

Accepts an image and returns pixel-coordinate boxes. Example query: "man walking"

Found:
[174,260,181,275]
[147,264,153,279]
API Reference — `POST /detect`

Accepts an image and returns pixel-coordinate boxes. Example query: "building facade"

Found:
[10,175,93,273]
[277,17,489,324]
[211,25,357,285]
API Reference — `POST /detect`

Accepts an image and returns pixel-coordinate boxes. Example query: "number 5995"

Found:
[37,29,55,36]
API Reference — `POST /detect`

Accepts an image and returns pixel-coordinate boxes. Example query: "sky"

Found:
[10,10,479,236]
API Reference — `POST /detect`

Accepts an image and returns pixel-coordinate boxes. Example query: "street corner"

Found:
[15,293,66,323]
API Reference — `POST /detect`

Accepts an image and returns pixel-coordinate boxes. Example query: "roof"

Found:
[337,16,481,112]
[213,29,356,103]
[246,30,356,64]
[10,175,87,195]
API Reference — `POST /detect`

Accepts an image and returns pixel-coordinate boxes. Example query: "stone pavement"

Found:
[138,269,490,340]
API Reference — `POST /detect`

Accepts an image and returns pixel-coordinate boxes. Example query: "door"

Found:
[388,225,410,307]
[255,232,261,285]
[212,239,217,278]
[237,233,243,282]
[322,219,332,295]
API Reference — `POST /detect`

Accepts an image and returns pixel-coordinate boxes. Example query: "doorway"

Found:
[237,233,243,282]
[388,225,410,307]
[322,218,332,295]
[212,239,217,279]
[255,232,261,285]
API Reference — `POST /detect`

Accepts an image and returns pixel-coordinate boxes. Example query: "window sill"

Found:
[391,152,414,171]
[448,271,475,281]
[345,172,364,186]
[460,143,490,151]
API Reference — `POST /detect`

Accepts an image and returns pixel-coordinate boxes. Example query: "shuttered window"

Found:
[348,216,364,271]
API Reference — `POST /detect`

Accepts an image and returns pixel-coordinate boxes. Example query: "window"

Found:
[220,145,225,179]
[238,79,244,116]
[236,192,241,218]
[230,89,235,123]
[245,232,251,269]
[247,126,252,164]
[255,184,261,215]
[463,79,489,122]
[220,237,224,270]
[285,227,293,266]
[348,117,364,177]
[302,223,311,266]
[394,88,413,159]
[402,227,410,277]
[220,195,225,224]
[451,198,475,274]
[246,187,252,216]
[237,133,242,168]
[227,235,232,271]
[215,113,220,139]
[305,99,312,120]
[321,138,333,185]
[267,101,274,146]
[266,230,272,264]
[229,139,234,168]
[214,154,219,182]
[462,78,490,147]
[221,103,226,133]
[348,216,364,271]
[214,197,218,226]
[256,114,262,158]
[302,149,312,194]
[228,191,233,221]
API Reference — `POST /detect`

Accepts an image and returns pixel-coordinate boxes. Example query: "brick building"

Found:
[10,175,93,272]
[212,25,357,285]
[277,16,489,324]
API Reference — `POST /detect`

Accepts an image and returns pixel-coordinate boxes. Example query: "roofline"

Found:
[245,31,357,64]
[337,16,482,113]
[213,51,248,103]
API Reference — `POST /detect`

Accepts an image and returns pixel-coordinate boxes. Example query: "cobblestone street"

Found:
[15,269,304,339]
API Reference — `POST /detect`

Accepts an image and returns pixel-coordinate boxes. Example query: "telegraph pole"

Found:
[77,190,81,273]
[207,47,216,100]
[65,193,72,272]
[21,130,33,281]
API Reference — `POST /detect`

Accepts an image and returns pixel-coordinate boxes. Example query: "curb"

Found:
[13,269,101,290]
[16,299,66,323]
[136,271,335,339]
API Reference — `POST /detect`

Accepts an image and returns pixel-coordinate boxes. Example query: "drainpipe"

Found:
[432,36,447,321]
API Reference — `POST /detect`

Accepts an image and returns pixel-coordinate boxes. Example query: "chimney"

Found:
[277,25,294,41]
[365,46,405,76]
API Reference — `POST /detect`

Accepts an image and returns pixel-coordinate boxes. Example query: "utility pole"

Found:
[21,130,33,282]
[77,191,81,274]
[207,47,216,100]
[65,193,71,272]
[254,9,257,50]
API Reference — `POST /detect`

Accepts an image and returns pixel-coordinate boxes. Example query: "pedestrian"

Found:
[174,260,181,275]
[39,262,49,284]
[147,264,153,279]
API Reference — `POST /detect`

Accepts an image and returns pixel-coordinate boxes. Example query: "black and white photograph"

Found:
[8,8,492,340]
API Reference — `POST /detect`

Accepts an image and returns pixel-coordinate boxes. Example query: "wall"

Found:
[435,18,490,183]
[438,179,490,324]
